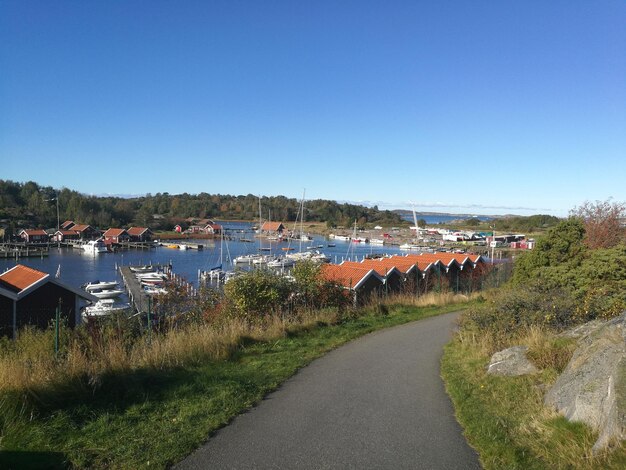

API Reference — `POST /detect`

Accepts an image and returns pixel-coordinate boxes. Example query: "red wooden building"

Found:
[0,265,97,338]
[18,229,49,243]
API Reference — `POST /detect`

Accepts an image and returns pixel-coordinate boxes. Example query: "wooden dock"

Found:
[158,242,204,250]
[116,241,157,251]
[0,243,49,258]
[119,265,166,314]
[120,264,199,314]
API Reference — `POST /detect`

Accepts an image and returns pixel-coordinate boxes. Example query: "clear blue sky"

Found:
[1,1,625,216]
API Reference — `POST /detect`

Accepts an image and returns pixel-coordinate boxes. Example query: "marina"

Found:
[0,221,438,292]
[119,265,165,314]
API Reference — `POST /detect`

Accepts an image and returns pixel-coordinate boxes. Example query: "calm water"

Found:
[0,222,409,289]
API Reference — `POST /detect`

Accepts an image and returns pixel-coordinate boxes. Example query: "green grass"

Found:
[0,302,466,469]
[441,334,626,470]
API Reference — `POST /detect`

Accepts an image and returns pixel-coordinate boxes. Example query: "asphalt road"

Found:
[175,311,481,469]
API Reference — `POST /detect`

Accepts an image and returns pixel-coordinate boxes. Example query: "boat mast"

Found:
[300,188,306,253]
[258,194,263,252]
[411,201,419,244]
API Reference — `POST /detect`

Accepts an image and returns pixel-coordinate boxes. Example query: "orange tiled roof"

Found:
[0,265,48,293]
[342,260,400,278]
[416,252,484,267]
[127,227,149,236]
[21,229,48,236]
[104,228,127,237]
[261,222,284,231]
[71,224,92,232]
[415,254,460,267]
[373,256,421,273]
[468,254,484,264]
[399,255,439,271]
[320,264,380,290]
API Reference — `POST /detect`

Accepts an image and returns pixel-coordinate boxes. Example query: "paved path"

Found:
[176,311,481,469]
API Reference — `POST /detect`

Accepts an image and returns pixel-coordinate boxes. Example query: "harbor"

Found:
[0,218,501,299]
[0,225,424,290]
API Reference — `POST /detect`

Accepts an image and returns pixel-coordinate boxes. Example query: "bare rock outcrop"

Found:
[545,313,626,452]
[487,345,538,376]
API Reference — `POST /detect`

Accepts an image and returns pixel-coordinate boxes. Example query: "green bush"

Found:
[476,216,626,336]
[465,283,577,335]
[223,269,293,319]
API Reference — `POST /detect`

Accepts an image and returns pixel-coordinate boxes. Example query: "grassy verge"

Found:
[441,325,626,470]
[1,294,472,469]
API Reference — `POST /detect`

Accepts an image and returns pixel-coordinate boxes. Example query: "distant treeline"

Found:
[493,214,561,232]
[0,180,405,234]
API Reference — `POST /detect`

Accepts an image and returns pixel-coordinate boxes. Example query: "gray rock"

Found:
[545,313,626,452]
[487,345,538,376]
[559,319,605,340]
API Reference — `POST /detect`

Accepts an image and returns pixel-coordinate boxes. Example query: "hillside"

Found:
[0,180,406,234]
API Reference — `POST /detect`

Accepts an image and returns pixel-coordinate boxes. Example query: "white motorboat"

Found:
[89,288,124,299]
[284,250,329,263]
[252,255,275,265]
[143,286,168,295]
[130,265,154,273]
[399,243,424,251]
[310,251,330,263]
[233,254,262,264]
[267,257,296,268]
[83,300,131,317]
[135,272,167,281]
[83,239,108,254]
[83,280,118,291]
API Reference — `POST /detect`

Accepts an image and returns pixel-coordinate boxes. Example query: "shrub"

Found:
[465,283,577,336]
[223,269,292,319]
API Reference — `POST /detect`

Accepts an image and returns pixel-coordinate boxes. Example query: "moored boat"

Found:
[84,280,118,291]
[89,288,124,299]
[267,257,295,268]
[83,239,108,254]
[83,299,131,317]
[233,254,262,264]
[130,265,154,273]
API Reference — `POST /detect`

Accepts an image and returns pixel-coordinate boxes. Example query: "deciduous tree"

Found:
[570,199,625,249]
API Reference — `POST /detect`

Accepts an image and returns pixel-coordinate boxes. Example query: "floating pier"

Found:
[0,243,49,258]
[119,265,167,313]
[158,242,204,250]
[119,264,198,314]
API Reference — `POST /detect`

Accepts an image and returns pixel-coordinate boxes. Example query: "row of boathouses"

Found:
[1,252,493,338]
[320,253,489,305]
[18,220,154,245]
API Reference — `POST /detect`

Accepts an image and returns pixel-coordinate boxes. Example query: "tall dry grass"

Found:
[382,291,482,308]
[0,307,345,394]
[0,290,466,395]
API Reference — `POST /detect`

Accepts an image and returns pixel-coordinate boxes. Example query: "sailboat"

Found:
[201,229,230,281]
[234,196,266,265]
[400,202,424,250]
[289,190,312,246]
